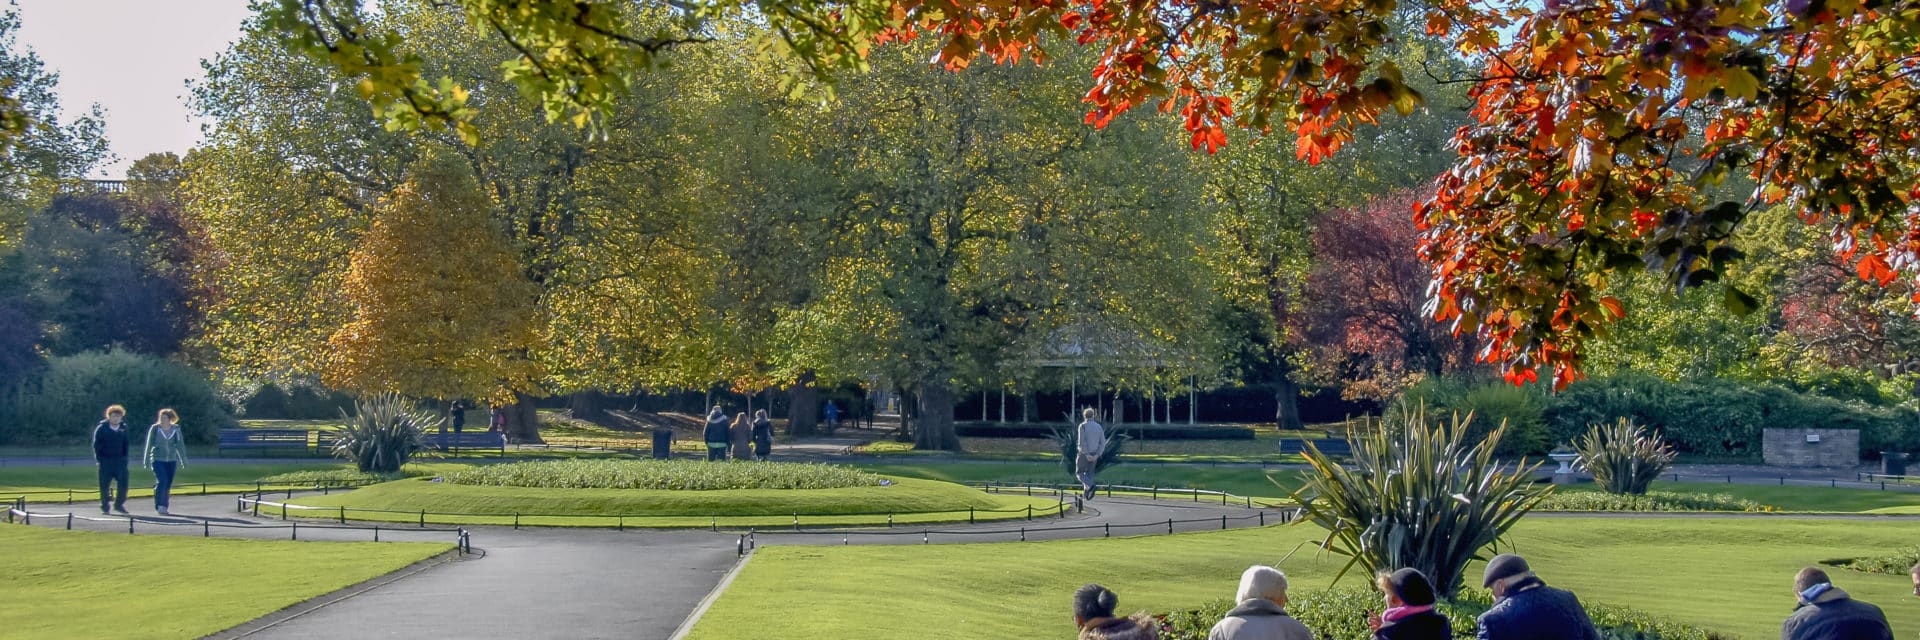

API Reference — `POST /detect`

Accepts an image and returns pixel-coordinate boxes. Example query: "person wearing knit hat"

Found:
[1074,583,1160,640]
[1475,554,1601,640]
[1368,568,1449,640]
[1780,567,1893,640]
[1206,565,1313,640]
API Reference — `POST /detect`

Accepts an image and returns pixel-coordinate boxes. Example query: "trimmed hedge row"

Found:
[953,422,1255,440]
[1159,588,1729,640]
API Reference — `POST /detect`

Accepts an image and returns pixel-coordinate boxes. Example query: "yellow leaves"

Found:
[1720,67,1761,101]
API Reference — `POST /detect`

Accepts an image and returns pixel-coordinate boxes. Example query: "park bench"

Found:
[1278,438,1352,456]
[424,431,507,453]
[218,429,316,454]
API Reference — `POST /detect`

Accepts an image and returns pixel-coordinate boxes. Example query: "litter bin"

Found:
[1883,452,1908,477]
[652,427,674,460]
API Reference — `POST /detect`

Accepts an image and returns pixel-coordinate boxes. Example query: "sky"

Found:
[15,1,255,179]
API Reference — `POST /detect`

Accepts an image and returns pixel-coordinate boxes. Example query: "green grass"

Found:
[688,517,1920,640]
[1554,481,1920,513]
[272,476,1063,527]
[853,427,1320,464]
[443,459,885,490]
[1,462,345,502]
[0,524,449,639]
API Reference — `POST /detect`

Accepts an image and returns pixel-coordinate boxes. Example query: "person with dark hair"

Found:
[450,400,466,433]
[93,404,132,515]
[751,410,774,461]
[1074,583,1159,640]
[1208,565,1312,640]
[1369,568,1449,640]
[703,406,731,461]
[1476,554,1600,640]
[1781,567,1893,640]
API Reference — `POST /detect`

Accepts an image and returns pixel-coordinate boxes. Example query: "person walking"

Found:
[450,400,467,433]
[143,408,188,515]
[1369,568,1449,640]
[751,410,774,461]
[1207,565,1312,640]
[1476,554,1600,640]
[823,401,840,434]
[703,406,731,461]
[1073,583,1159,640]
[730,412,753,461]
[1781,567,1893,640]
[1910,562,1918,599]
[92,405,132,515]
[1077,408,1105,500]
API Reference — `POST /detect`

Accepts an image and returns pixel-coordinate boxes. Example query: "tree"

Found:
[271,0,1920,390]
[322,152,543,426]
[0,5,107,255]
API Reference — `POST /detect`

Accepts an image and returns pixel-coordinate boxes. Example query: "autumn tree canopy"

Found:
[267,0,1920,389]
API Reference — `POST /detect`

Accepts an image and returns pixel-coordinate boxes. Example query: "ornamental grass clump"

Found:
[1576,418,1676,495]
[443,459,884,490]
[1293,407,1550,598]
[1049,425,1128,477]
[332,393,435,474]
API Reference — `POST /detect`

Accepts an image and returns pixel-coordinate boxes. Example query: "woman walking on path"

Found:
[1368,568,1449,640]
[143,408,188,515]
[703,406,731,461]
[730,412,753,461]
[751,410,773,461]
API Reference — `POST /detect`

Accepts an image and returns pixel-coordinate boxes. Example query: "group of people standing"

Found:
[90,404,188,515]
[703,406,773,461]
[1075,553,1910,640]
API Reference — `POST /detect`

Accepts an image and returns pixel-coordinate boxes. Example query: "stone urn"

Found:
[1548,451,1579,475]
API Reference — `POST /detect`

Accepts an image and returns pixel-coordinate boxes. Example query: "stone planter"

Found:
[1548,452,1579,484]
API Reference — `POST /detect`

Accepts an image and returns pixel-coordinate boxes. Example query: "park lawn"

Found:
[0,524,449,640]
[864,462,1310,498]
[688,517,1920,640]
[1,462,344,502]
[274,476,1063,527]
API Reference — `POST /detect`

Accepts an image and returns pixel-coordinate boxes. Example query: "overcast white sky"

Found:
[15,1,253,179]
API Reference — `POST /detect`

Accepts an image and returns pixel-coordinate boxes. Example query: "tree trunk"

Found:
[1276,379,1304,431]
[911,380,961,450]
[788,371,820,436]
[1021,393,1035,423]
[505,391,543,443]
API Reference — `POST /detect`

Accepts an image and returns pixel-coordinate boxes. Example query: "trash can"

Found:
[652,427,674,460]
[1883,452,1908,477]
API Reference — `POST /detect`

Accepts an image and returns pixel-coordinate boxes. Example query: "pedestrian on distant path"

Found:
[1369,568,1449,640]
[451,400,466,433]
[1910,562,1918,599]
[1077,408,1105,500]
[823,401,840,434]
[751,410,773,461]
[730,412,752,461]
[1074,583,1159,640]
[1207,565,1312,640]
[703,406,730,461]
[91,404,131,515]
[143,408,188,516]
[489,405,506,433]
[1476,554,1600,640]
[1781,567,1893,640]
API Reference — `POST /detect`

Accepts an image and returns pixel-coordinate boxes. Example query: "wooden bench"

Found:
[218,429,316,454]
[424,432,507,453]
[1278,438,1352,456]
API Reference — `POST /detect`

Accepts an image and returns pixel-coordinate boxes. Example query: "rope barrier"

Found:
[4,501,471,551]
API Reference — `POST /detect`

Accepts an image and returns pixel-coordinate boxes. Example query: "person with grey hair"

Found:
[1207,565,1313,640]
[1476,554,1599,640]
[1077,408,1105,500]
[702,406,731,461]
[1781,567,1892,640]
[1073,583,1158,640]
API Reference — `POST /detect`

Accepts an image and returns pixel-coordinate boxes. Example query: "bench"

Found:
[218,429,317,454]
[1278,438,1352,456]
[425,432,507,453]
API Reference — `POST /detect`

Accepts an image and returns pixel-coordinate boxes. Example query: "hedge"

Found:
[1543,374,1918,458]
[953,422,1255,440]
[0,350,234,445]
[1159,587,1729,640]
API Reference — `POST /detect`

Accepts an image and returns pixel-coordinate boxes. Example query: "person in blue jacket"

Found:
[1476,554,1600,640]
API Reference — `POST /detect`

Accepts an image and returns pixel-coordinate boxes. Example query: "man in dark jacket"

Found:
[92,404,132,515]
[703,406,731,461]
[1781,567,1893,640]
[1476,554,1600,640]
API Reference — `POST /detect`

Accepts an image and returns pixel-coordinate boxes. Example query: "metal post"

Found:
[618,516,624,531]
[1168,518,1174,534]
[291,522,298,540]
[1026,505,1032,521]
[374,526,379,542]
[794,514,801,531]
[67,513,73,530]
[514,513,520,530]
[340,506,347,524]
[888,513,893,528]
[1221,514,1228,530]
[204,521,210,537]
[969,507,975,524]
[1259,512,1265,526]
[1104,523,1110,537]
[420,510,427,527]
[1019,527,1026,541]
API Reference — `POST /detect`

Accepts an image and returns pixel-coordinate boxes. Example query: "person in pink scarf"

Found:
[1368,568,1450,640]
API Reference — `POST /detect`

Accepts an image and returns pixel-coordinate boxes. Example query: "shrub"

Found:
[1823,548,1920,576]
[442,459,884,490]
[1050,424,1128,477]
[1392,378,1550,455]
[286,385,356,419]
[1545,375,1919,458]
[256,468,399,485]
[1293,407,1550,597]
[1576,419,1676,495]
[1536,491,1770,512]
[0,350,233,445]
[1157,588,1728,640]
[332,393,435,473]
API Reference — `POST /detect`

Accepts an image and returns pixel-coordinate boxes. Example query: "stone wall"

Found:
[1762,428,1860,467]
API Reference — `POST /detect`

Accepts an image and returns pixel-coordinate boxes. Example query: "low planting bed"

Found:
[1536,490,1774,513]
[1160,587,1726,640]
[268,460,1063,527]
[953,422,1255,440]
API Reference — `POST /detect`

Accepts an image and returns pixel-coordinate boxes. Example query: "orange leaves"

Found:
[1856,253,1897,286]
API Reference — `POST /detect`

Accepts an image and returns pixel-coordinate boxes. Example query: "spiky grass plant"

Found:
[332,393,436,474]
[1576,418,1676,495]
[1050,425,1128,477]
[1292,408,1550,598]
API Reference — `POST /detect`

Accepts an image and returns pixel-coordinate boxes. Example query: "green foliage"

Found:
[1824,548,1920,576]
[1537,491,1770,513]
[1544,374,1919,458]
[441,459,884,491]
[1157,588,1728,640]
[1392,377,1550,455]
[1576,419,1677,495]
[1049,426,1129,477]
[255,468,397,485]
[331,393,434,473]
[0,350,232,445]
[1293,408,1550,597]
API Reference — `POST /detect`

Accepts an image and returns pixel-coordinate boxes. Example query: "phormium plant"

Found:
[332,393,436,474]
[1576,418,1676,495]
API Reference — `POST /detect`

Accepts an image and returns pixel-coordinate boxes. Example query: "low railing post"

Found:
[204,521,210,537]
[1104,523,1110,538]
[67,513,73,530]
[1167,518,1173,534]
[1221,514,1228,530]
[339,506,347,524]
[291,522,297,540]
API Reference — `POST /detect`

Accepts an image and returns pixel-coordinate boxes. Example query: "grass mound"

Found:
[442,459,883,490]
[1537,490,1772,512]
